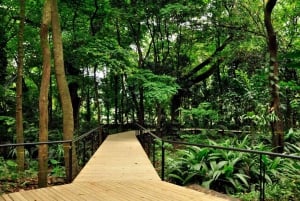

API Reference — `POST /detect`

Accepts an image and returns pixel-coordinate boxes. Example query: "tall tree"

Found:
[16,0,26,171]
[38,0,51,188]
[263,0,284,152]
[51,0,78,179]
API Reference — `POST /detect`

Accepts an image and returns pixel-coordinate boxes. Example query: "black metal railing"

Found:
[136,123,300,201]
[73,126,107,167]
[0,126,107,186]
[0,140,73,183]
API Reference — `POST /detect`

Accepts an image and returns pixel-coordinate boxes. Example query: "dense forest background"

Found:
[1,0,299,145]
[0,0,299,199]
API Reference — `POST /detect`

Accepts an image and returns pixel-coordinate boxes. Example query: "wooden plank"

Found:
[74,131,161,182]
[18,190,43,201]
[95,181,163,201]
[4,192,27,201]
[67,183,115,201]
[48,185,84,201]
[35,187,64,201]
[84,182,137,201]
[0,194,14,201]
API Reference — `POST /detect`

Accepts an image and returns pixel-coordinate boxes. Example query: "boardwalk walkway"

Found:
[0,131,234,201]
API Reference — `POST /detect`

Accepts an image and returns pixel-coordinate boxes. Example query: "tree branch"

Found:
[265,0,277,13]
[182,35,232,81]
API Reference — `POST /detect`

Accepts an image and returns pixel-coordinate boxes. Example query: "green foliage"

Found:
[0,157,19,181]
[49,159,65,178]
[0,116,16,140]
[166,134,300,199]
[284,128,300,154]
[180,102,219,128]
[49,144,65,163]
[166,139,250,194]
[128,69,179,106]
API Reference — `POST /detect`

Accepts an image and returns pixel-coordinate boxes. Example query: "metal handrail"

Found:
[73,126,106,166]
[135,123,300,201]
[0,126,106,184]
[73,126,101,142]
[0,139,73,183]
[0,140,72,148]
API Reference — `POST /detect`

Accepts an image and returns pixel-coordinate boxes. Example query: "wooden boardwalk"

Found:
[0,131,234,201]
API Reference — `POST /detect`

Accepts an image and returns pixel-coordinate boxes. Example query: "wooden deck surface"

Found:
[73,131,161,182]
[0,131,234,201]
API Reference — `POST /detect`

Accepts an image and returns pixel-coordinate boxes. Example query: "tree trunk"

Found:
[0,38,8,86]
[68,82,80,131]
[138,86,145,126]
[93,65,101,125]
[16,0,26,172]
[51,0,78,179]
[38,0,51,188]
[114,75,119,125]
[263,0,284,153]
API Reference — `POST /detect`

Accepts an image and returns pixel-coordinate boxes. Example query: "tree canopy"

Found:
[0,0,299,149]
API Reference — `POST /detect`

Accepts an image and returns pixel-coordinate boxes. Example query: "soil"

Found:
[0,177,65,195]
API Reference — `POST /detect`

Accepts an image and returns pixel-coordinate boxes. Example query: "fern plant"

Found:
[166,140,250,194]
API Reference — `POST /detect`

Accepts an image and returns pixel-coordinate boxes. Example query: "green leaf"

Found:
[6,160,17,168]
[234,173,249,187]
[183,172,199,185]
[212,170,222,181]
[202,179,213,189]
[168,173,184,183]
[49,159,60,165]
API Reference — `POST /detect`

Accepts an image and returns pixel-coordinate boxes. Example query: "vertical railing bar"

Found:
[259,154,265,201]
[262,156,266,201]
[97,128,100,147]
[68,141,73,183]
[152,137,156,167]
[147,134,151,157]
[91,132,94,153]
[161,140,165,181]
[83,139,86,165]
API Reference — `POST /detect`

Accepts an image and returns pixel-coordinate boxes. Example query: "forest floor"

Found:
[0,176,65,195]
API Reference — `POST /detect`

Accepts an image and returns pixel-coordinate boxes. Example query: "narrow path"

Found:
[0,131,234,201]
[73,131,160,182]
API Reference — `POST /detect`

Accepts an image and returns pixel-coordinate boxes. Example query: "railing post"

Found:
[161,140,165,181]
[152,137,156,167]
[83,139,86,164]
[147,134,151,157]
[91,132,95,153]
[68,141,73,183]
[259,154,265,201]
[97,127,101,146]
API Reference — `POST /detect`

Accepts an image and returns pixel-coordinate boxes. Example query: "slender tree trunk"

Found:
[51,0,78,179]
[114,75,119,125]
[120,74,125,125]
[263,0,284,152]
[16,0,26,172]
[0,39,8,86]
[138,86,145,126]
[38,0,51,188]
[94,65,101,125]
[68,82,80,131]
